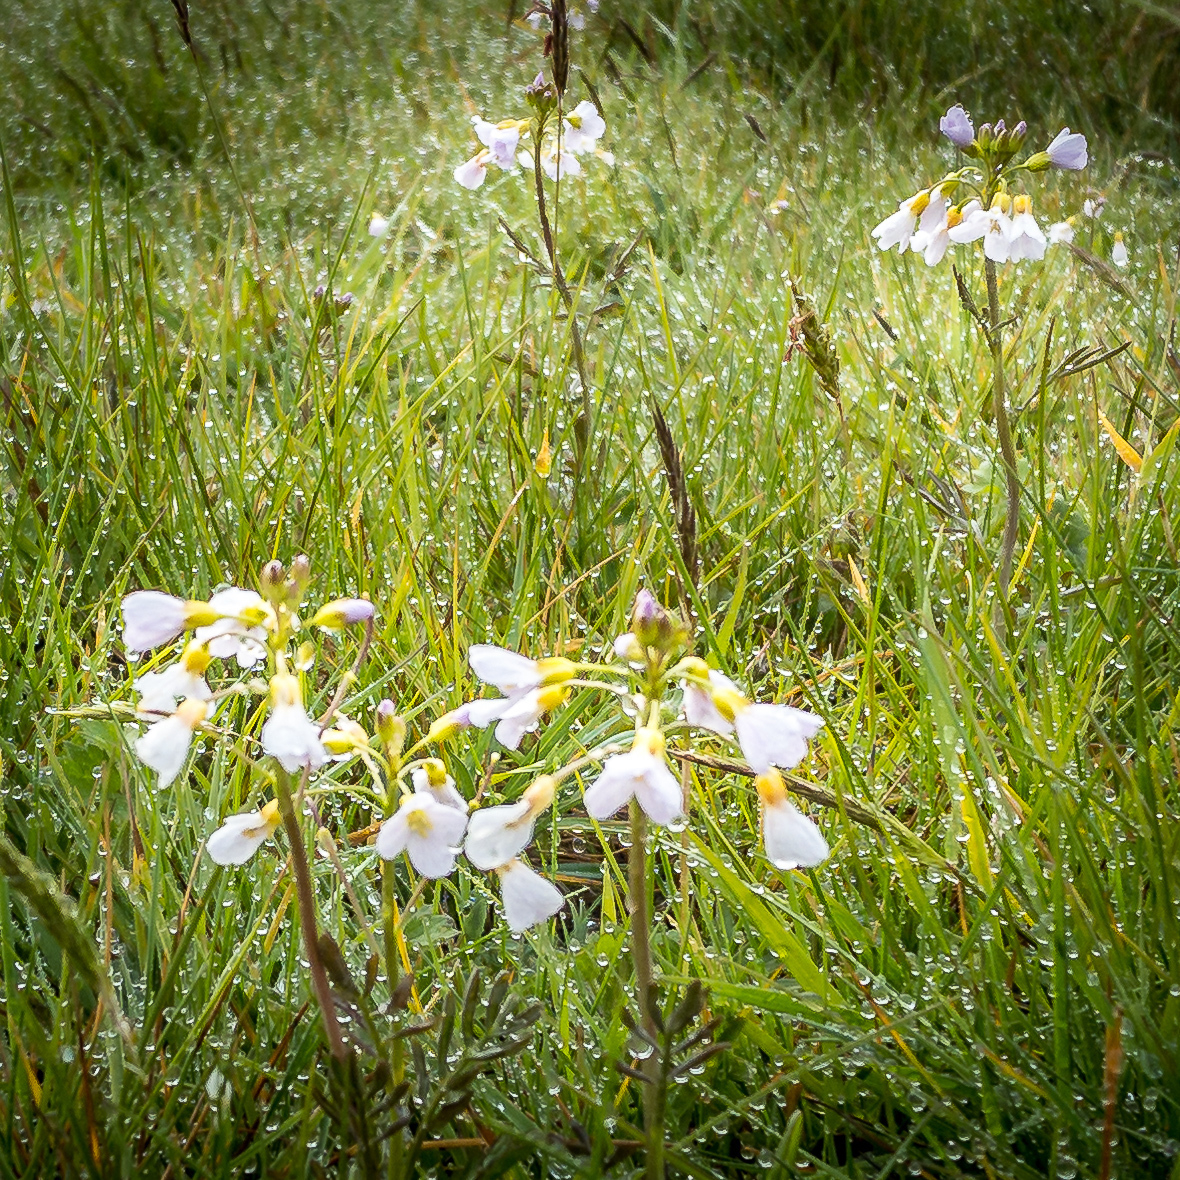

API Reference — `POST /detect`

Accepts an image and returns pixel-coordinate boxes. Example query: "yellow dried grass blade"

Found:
[1097,409,1142,473]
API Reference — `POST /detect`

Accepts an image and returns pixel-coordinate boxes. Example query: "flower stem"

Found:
[984,257,1021,600]
[273,765,347,1061]
[531,124,592,472]
[629,799,665,1178]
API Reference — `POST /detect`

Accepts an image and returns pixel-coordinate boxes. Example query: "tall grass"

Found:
[1,1,1179,1175]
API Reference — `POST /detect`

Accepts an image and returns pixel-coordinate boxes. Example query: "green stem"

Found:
[273,766,347,1061]
[629,800,664,1179]
[984,257,1021,598]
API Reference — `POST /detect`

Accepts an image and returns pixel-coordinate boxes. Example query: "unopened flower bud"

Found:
[294,640,316,671]
[977,122,994,150]
[525,71,557,117]
[375,699,406,757]
[428,707,474,743]
[994,119,1006,135]
[289,555,312,596]
[1023,151,1052,172]
[309,597,375,630]
[260,560,286,602]
[630,590,688,655]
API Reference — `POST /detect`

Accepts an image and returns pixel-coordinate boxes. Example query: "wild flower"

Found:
[1048,219,1075,244]
[1112,233,1129,267]
[133,642,213,716]
[583,727,684,826]
[261,669,327,774]
[121,590,221,652]
[465,775,556,870]
[496,859,565,932]
[194,588,274,668]
[135,696,210,787]
[207,801,281,866]
[756,771,829,870]
[377,790,469,877]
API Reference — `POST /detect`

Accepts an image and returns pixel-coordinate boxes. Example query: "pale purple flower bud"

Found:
[939,104,974,148]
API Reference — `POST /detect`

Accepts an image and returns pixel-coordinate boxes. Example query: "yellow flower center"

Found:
[711,686,748,724]
[175,697,208,729]
[755,769,788,807]
[405,807,433,837]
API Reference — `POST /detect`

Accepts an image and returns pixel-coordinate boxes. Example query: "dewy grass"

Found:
[1,1,1179,1176]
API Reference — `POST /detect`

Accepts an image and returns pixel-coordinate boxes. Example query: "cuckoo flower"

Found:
[377,791,469,877]
[207,801,281,866]
[134,642,213,716]
[465,775,556,870]
[261,670,327,774]
[497,859,565,932]
[583,728,683,826]
[756,771,829,870]
[939,104,974,148]
[122,591,221,653]
[194,588,274,669]
[135,697,210,788]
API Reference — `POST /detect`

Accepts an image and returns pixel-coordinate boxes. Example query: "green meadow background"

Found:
[1,1,1179,1175]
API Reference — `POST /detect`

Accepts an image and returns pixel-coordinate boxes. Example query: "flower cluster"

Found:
[873,106,1088,267]
[454,84,609,190]
[456,590,831,873]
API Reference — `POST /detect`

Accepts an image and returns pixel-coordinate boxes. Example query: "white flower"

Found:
[1112,234,1129,268]
[207,800,281,866]
[613,632,645,663]
[678,659,823,773]
[540,148,581,181]
[368,213,390,237]
[949,197,1012,262]
[911,202,966,267]
[1048,220,1075,245]
[411,760,467,812]
[561,101,605,154]
[583,729,683,826]
[454,150,490,190]
[1045,127,1088,171]
[1083,197,1104,219]
[134,642,212,716]
[473,118,521,169]
[261,671,327,774]
[1007,195,1046,262]
[735,703,824,774]
[308,598,374,629]
[871,191,941,254]
[376,792,469,877]
[465,776,556,870]
[756,771,829,870]
[122,591,217,652]
[469,643,576,695]
[497,859,565,932]
[135,697,209,787]
[194,588,273,668]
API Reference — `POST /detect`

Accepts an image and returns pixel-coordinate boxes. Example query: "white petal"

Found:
[763,797,829,869]
[207,813,272,866]
[499,861,565,932]
[376,812,409,859]
[135,714,195,787]
[493,690,545,750]
[454,153,487,190]
[135,664,211,716]
[469,645,541,694]
[735,703,823,773]
[261,703,327,774]
[122,591,188,652]
[583,752,640,819]
[465,800,534,870]
[681,681,733,735]
[464,697,516,728]
[633,756,684,826]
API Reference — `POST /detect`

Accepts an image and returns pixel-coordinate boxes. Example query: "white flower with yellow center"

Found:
[454,150,491,190]
[871,190,939,254]
[1006,195,1046,262]
[308,598,374,630]
[678,658,823,773]
[194,588,275,669]
[473,117,522,169]
[135,696,210,787]
[561,101,605,154]
[464,645,576,748]
[1112,233,1129,268]
[207,800,281,866]
[912,203,965,266]
[261,671,327,774]
[134,642,213,716]
[756,770,829,870]
[496,859,565,933]
[121,591,223,653]
[539,147,582,181]
[376,792,469,877]
[466,775,556,870]
[412,759,467,813]
[1047,219,1075,245]
[949,195,1011,263]
[583,728,683,826]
